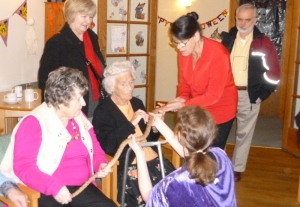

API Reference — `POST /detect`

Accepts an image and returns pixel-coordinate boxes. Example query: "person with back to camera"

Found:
[0,172,28,207]
[163,12,238,150]
[221,3,280,182]
[128,106,237,207]
[0,67,117,207]
[38,0,106,117]
[92,60,175,207]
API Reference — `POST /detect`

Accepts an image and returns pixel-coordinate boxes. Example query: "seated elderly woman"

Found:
[92,60,175,207]
[0,67,117,207]
[0,172,28,207]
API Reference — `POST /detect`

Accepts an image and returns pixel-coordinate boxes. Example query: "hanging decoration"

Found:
[0,19,9,46]
[0,0,27,46]
[240,0,286,59]
[158,9,228,30]
[14,1,27,21]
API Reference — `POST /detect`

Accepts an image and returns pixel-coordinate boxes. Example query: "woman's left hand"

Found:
[96,163,111,178]
[131,109,149,126]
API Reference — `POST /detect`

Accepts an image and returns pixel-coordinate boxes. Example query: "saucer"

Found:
[3,99,18,104]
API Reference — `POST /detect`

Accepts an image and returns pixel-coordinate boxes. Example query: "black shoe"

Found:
[234,171,242,182]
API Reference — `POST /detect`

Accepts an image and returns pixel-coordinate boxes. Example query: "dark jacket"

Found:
[92,96,160,167]
[221,26,280,103]
[38,23,106,115]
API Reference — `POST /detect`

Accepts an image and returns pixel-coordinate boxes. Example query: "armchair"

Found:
[0,133,119,206]
[0,133,40,207]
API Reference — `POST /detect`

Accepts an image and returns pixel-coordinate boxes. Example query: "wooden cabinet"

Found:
[281,0,300,157]
[97,0,158,111]
[44,2,64,42]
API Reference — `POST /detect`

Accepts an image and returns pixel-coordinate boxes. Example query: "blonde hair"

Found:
[63,0,96,23]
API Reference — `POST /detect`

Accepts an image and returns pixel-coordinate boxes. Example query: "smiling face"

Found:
[69,12,93,37]
[111,72,135,105]
[57,87,86,120]
[236,8,257,37]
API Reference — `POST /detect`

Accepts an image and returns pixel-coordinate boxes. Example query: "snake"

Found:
[72,106,165,197]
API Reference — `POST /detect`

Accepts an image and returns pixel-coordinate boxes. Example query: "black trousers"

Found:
[212,118,235,150]
[38,184,117,207]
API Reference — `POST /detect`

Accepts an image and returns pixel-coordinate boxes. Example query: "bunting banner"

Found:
[0,19,9,46]
[0,0,27,46]
[14,0,27,21]
[158,9,228,30]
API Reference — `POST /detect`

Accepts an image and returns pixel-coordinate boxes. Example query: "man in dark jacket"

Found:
[221,3,280,182]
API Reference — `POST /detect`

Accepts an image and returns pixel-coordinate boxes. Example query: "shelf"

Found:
[292,95,300,99]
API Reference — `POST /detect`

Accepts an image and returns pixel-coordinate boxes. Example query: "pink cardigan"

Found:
[13,116,107,197]
[178,37,237,124]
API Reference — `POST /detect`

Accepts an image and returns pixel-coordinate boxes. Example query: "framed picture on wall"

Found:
[130,0,149,22]
[129,56,147,85]
[107,23,127,54]
[129,24,148,54]
[107,0,128,21]
[133,87,146,105]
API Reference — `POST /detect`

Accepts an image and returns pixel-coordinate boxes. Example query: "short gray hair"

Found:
[44,66,88,108]
[63,0,96,24]
[236,3,258,18]
[102,60,136,95]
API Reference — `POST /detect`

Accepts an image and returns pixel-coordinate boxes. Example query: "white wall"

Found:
[0,0,45,91]
[155,0,230,102]
[0,0,98,92]
[0,0,228,98]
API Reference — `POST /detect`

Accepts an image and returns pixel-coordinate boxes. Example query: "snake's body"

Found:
[72,106,163,197]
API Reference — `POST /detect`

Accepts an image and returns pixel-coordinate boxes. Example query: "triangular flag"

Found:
[14,0,27,21]
[0,19,9,46]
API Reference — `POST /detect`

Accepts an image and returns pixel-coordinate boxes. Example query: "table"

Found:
[0,89,41,134]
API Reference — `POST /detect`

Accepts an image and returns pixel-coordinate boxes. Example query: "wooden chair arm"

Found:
[101,154,120,205]
[17,184,40,207]
[0,184,40,207]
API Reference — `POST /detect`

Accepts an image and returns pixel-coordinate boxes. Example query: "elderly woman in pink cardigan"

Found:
[0,67,117,207]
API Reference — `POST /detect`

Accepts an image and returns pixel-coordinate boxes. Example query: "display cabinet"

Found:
[97,0,158,111]
[44,2,64,42]
[281,0,300,157]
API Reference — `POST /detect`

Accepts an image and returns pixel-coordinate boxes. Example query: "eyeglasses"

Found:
[170,38,191,47]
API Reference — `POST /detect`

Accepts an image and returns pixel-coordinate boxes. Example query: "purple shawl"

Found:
[146,147,236,207]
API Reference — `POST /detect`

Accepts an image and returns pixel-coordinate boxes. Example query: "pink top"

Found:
[13,116,107,197]
[178,37,237,124]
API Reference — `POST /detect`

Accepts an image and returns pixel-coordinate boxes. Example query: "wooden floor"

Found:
[226,144,300,207]
[163,144,300,206]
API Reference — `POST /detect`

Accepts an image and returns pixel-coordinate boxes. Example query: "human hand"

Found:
[7,188,28,207]
[131,109,149,126]
[96,163,111,178]
[54,186,72,205]
[128,135,143,156]
[164,97,185,112]
[149,112,164,125]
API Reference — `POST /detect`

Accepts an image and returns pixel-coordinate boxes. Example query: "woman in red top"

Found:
[164,12,237,149]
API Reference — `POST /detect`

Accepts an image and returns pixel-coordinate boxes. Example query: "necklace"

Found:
[71,119,80,140]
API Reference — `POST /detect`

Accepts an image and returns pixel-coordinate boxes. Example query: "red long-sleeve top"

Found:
[178,37,237,124]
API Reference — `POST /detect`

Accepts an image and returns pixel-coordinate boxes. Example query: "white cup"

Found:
[12,85,23,98]
[24,89,39,102]
[4,93,17,102]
